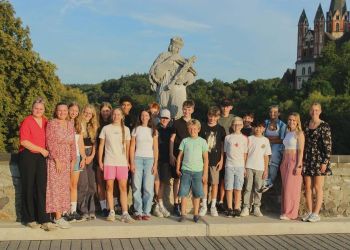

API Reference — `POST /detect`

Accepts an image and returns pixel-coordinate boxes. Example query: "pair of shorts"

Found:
[225,167,244,190]
[178,170,204,198]
[73,155,82,172]
[209,165,220,185]
[158,162,172,183]
[104,165,128,181]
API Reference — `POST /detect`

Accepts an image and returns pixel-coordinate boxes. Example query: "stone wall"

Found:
[0,154,349,221]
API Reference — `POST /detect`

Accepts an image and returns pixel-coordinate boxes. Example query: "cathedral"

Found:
[282,0,350,89]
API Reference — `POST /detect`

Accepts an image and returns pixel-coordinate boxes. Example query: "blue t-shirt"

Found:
[179,137,209,172]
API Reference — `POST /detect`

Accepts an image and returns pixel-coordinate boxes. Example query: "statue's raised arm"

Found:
[149,37,197,119]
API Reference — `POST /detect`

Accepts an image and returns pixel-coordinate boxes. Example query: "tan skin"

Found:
[176,124,208,216]
[266,108,283,144]
[96,106,111,204]
[169,105,194,204]
[150,107,161,200]
[82,107,96,165]
[98,109,130,215]
[68,105,86,212]
[121,101,132,116]
[304,105,326,215]
[243,115,254,128]
[202,114,223,206]
[20,103,49,157]
[225,121,247,211]
[53,104,76,220]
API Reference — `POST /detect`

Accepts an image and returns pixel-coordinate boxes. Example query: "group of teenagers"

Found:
[18,95,332,231]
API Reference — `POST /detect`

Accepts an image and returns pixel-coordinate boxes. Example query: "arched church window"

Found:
[336,23,340,32]
[308,67,312,74]
[302,67,306,75]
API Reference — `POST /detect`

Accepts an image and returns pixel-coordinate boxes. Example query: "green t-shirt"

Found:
[218,114,235,135]
[179,137,209,172]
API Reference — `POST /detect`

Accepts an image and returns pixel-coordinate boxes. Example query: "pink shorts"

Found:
[104,166,128,180]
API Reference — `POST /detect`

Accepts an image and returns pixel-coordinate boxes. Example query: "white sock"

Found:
[202,199,207,208]
[159,200,164,208]
[100,200,107,210]
[71,202,77,213]
[122,211,128,215]
[211,199,217,208]
[219,200,224,204]
[114,197,119,206]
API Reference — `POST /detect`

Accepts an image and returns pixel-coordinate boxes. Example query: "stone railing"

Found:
[0,154,349,221]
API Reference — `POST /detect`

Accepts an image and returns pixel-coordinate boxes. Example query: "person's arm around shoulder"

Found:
[294,131,305,176]
[152,130,159,175]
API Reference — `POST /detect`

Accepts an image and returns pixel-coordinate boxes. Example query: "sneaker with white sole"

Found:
[55,218,71,229]
[26,221,40,229]
[253,207,263,217]
[106,211,116,222]
[240,207,250,217]
[41,222,57,231]
[301,212,312,222]
[199,206,207,217]
[121,213,135,223]
[153,204,163,217]
[280,215,290,220]
[159,206,170,218]
[210,206,218,217]
[307,213,321,222]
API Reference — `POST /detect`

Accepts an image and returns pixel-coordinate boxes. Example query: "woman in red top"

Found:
[18,98,55,231]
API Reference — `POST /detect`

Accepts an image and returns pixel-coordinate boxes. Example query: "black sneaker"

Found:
[128,204,135,216]
[217,202,225,213]
[115,205,122,215]
[226,209,234,218]
[71,211,83,222]
[233,209,241,217]
[193,215,200,223]
[178,215,186,223]
[63,213,74,222]
[173,203,181,217]
[101,208,109,217]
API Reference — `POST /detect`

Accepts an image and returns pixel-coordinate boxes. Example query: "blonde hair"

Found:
[231,116,243,125]
[187,119,201,130]
[288,112,303,132]
[310,102,322,111]
[113,107,127,153]
[68,102,82,134]
[32,97,45,108]
[81,104,99,144]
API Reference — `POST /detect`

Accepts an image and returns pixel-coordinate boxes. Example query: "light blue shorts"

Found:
[225,167,244,190]
[73,155,82,172]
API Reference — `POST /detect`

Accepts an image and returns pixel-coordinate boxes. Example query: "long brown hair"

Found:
[136,109,157,136]
[68,102,82,134]
[99,102,112,126]
[112,107,127,153]
[81,104,99,144]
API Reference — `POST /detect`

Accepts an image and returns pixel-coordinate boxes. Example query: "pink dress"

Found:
[46,119,76,213]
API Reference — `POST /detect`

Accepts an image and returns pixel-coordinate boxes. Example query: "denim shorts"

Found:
[73,155,82,172]
[178,170,204,198]
[225,167,244,190]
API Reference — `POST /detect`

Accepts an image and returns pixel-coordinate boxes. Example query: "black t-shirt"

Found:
[171,117,190,157]
[200,123,226,166]
[124,113,136,131]
[157,123,172,163]
[241,127,253,137]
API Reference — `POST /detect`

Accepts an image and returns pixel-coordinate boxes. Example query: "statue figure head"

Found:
[168,37,184,53]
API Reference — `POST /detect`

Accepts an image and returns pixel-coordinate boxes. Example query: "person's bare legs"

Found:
[226,190,233,209]
[118,179,128,213]
[313,176,324,214]
[154,174,160,202]
[193,197,200,216]
[106,180,114,212]
[233,190,241,210]
[180,197,187,215]
[173,178,180,204]
[304,176,313,213]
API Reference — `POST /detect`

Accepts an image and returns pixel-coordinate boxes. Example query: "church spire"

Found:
[299,9,309,25]
[329,0,346,15]
[315,3,324,21]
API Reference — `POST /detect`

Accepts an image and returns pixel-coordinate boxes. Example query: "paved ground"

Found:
[1,234,350,250]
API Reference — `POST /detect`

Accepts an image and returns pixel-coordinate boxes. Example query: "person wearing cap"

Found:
[153,109,172,218]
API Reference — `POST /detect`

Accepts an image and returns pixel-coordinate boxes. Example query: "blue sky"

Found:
[11,0,333,84]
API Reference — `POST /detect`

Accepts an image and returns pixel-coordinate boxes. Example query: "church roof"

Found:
[299,9,309,24]
[315,4,325,20]
[329,0,347,14]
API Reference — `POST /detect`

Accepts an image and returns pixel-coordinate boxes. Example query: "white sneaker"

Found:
[26,221,40,229]
[153,204,163,217]
[240,207,250,217]
[199,206,207,217]
[41,222,57,231]
[210,206,218,217]
[121,213,135,223]
[159,206,170,218]
[301,212,312,222]
[253,207,263,217]
[106,211,116,222]
[55,218,71,229]
[280,215,290,220]
[307,213,321,222]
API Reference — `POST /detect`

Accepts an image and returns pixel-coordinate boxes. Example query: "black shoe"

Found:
[128,205,135,216]
[174,203,181,217]
[101,208,109,217]
[71,211,83,222]
[178,215,186,222]
[233,209,241,217]
[63,213,73,222]
[193,215,200,223]
[226,209,234,218]
[115,205,122,215]
[217,202,225,213]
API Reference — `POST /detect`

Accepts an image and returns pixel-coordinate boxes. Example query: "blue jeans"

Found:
[266,144,283,186]
[178,170,204,198]
[132,156,155,216]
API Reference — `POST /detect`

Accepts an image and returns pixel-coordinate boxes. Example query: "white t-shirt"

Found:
[132,126,156,158]
[224,133,248,168]
[99,124,131,166]
[245,135,272,171]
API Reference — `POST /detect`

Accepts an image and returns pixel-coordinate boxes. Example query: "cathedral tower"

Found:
[326,0,349,38]
[297,10,309,61]
[314,4,325,57]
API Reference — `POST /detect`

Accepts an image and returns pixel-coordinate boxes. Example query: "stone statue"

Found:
[149,37,197,119]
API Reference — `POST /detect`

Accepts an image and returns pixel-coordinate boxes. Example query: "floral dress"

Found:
[303,121,332,176]
[46,119,76,213]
